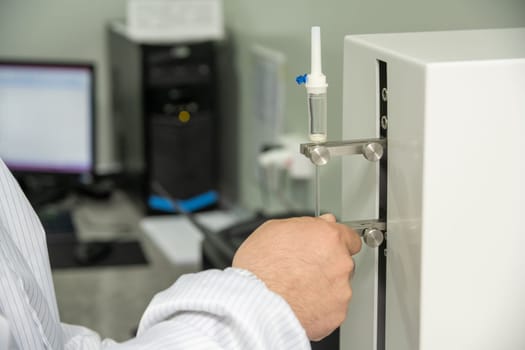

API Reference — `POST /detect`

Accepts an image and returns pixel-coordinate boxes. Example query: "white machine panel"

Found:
[341,28,525,350]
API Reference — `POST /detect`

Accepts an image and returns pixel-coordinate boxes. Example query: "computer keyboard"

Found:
[217,211,313,250]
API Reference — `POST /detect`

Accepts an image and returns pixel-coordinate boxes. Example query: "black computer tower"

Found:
[108,25,219,213]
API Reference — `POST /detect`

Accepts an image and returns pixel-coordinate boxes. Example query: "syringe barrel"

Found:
[308,92,327,143]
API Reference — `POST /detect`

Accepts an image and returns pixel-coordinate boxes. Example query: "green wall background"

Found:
[0,0,524,214]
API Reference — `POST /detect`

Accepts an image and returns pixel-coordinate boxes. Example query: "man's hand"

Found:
[232,213,362,341]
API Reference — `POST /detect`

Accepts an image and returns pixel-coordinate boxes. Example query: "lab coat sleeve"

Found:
[107,267,311,350]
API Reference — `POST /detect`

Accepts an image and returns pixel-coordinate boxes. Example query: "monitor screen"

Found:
[0,61,94,174]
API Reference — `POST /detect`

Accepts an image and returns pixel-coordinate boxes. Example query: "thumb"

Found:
[319,213,336,223]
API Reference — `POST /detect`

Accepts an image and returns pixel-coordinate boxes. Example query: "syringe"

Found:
[306,26,328,216]
[306,26,328,144]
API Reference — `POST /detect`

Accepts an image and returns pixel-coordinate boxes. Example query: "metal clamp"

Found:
[300,138,388,248]
[300,138,386,166]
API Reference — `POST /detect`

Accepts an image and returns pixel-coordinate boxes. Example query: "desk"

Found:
[140,209,249,267]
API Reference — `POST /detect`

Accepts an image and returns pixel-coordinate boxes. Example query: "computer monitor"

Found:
[0,60,95,175]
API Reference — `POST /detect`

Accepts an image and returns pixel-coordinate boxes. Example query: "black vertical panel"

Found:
[377,60,388,350]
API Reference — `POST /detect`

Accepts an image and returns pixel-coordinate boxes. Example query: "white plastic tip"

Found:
[306,26,327,93]
[311,26,322,75]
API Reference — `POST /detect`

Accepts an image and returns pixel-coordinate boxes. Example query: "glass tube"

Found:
[308,92,327,143]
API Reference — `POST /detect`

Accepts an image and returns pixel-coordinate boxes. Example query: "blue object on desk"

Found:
[148,190,218,213]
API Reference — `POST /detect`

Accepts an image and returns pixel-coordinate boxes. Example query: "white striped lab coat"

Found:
[0,159,310,350]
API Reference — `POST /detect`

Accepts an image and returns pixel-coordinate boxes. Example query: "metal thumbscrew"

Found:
[362,142,384,162]
[309,145,331,166]
[363,228,384,248]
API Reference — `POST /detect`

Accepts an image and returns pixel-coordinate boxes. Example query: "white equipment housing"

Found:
[340,28,525,350]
